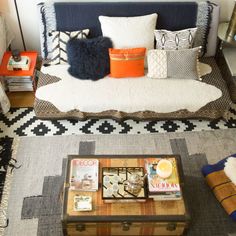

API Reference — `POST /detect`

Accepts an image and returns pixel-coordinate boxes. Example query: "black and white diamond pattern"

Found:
[1,108,236,138]
[155,28,197,50]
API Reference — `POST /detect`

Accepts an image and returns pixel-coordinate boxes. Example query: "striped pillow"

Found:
[49,29,89,65]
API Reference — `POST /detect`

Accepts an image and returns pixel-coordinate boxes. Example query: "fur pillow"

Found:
[67,36,113,80]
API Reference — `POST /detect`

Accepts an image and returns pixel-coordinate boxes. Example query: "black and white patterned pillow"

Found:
[49,29,90,65]
[154,28,197,50]
[147,47,201,80]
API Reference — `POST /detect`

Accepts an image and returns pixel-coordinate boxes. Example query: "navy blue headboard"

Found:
[54,2,198,38]
[39,1,199,58]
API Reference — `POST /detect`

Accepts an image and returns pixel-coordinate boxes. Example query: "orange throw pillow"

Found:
[109,48,146,78]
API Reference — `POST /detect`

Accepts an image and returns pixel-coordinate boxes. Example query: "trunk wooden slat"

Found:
[62,155,190,236]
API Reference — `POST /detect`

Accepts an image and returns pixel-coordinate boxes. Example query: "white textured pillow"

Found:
[49,29,89,65]
[154,28,197,50]
[99,14,158,50]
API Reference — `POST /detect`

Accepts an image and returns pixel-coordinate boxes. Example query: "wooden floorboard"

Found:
[7,91,35,108]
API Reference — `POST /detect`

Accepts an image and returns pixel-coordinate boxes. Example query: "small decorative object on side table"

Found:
[0,51,38,92]
[218,23,236,48]
[217,22,236,103]
[218,1,236,47]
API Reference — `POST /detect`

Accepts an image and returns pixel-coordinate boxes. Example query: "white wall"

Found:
[0,0,235,55]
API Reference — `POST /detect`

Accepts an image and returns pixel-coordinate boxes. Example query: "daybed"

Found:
[35,1,232,121]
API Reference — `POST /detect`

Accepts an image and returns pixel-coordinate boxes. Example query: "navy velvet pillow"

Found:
[67,36,113,80]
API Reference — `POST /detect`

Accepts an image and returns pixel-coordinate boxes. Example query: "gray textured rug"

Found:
[2,129,236,236]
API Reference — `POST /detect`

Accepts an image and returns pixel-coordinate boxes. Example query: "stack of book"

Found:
[145,157,182,201]
[6,76,33,92]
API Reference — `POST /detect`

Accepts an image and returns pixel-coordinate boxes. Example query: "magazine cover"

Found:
[145,157,180,193]
[69,159,99,191]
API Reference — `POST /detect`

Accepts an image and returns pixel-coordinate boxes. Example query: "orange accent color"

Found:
[109,48,146,78]
[0,51,38,77]
[205,170,229,189]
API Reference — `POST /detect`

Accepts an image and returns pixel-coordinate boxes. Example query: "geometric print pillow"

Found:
[147,47,201,80]
[49,29,90,65]
[154,28,197,50]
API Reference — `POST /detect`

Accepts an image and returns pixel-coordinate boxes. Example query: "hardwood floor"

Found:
[7,91,35,107]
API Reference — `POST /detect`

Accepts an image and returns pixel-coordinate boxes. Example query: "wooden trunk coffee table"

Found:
[62,155,190,236]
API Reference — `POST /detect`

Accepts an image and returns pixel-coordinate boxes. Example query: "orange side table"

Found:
[0,51,38,91]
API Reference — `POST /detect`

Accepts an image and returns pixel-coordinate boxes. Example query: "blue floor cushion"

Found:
[202,154,236,221]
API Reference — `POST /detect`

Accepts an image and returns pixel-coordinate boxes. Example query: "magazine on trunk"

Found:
[145,157,181,194]
[69,159,99,191]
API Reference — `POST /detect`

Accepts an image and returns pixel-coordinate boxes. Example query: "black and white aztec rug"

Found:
[1,107,236,231]
[1,107,236,138]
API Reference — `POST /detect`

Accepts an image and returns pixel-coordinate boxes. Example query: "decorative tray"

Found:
[102,167,147,202]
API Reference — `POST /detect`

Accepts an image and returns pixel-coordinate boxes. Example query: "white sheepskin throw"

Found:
[224,157,236,185]
[37,63,221,113]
